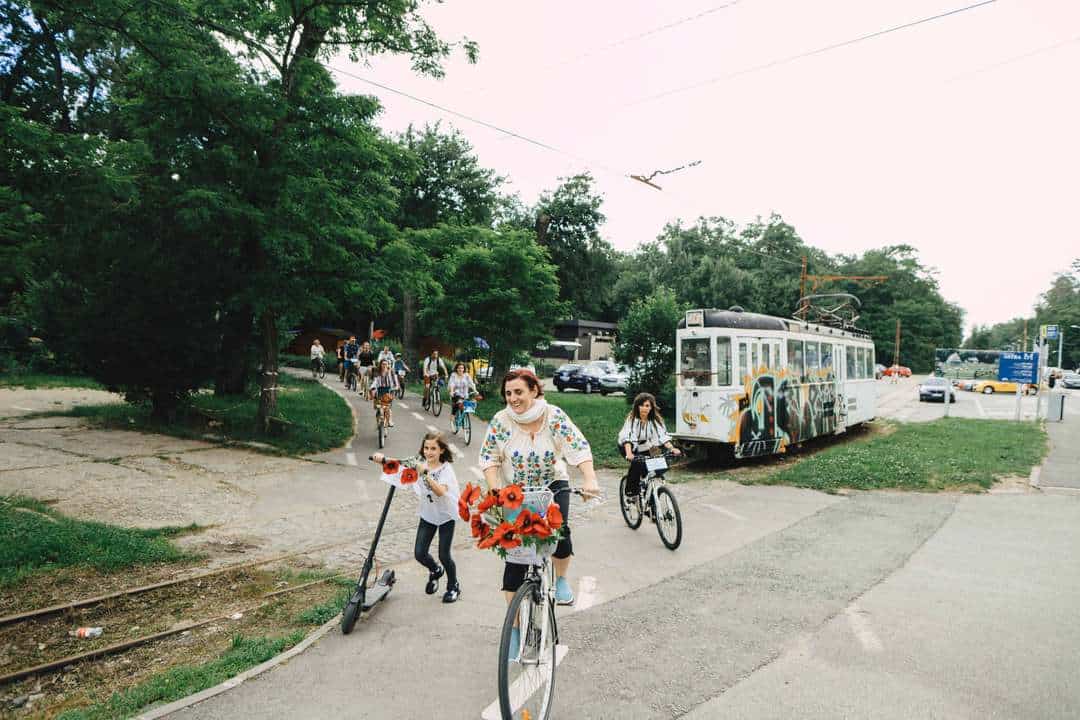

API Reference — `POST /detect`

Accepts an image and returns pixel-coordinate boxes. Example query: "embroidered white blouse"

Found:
[416,463,460,526]
[617,417,672,454]
[479,405,592,488]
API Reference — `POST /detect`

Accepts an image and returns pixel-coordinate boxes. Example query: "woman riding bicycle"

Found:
[370,359,399,427]
[618,392,680,497]
[479,369,599,610]
[448,362,477,433]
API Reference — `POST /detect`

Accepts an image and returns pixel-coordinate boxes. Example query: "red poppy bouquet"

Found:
[458,482,564,559]
[379,457,420,487]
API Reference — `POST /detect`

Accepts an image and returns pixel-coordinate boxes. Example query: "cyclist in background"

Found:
[357,340,376,396]
[394,353,410,384]
[310,338,325,376]
[343,335,360,387]
[377,344,395,369]
[370,359,399,427]
[422,349,449,408]
[448,362,477,434]
[336,341,346,382]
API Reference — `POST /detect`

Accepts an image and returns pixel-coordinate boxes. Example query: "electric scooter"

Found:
[341,456,398,634]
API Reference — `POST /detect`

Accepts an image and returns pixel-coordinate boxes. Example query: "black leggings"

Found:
[415,518,457,589]
[624,459,646,496]
[502,483,572,592]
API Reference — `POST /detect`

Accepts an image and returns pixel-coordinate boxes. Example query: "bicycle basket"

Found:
[463,400,477,414]
[503,487,558,566]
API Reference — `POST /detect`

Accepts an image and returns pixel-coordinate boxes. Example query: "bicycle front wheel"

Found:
[498,581,556,720]
[654,485,683,550]
[618,474,643,530]
[377,413,385,449]
[463,412,472,446]
[432,387,443,416]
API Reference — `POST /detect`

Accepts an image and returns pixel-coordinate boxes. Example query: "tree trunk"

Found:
[215,307,254,396]
[403,291,419,372]
[256,310,279,434]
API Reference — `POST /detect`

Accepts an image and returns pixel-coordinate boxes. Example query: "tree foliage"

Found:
[613,287,686,410]
[419,226,567,380]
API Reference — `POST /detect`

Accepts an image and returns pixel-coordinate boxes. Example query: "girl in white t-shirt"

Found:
[374,432,461,603]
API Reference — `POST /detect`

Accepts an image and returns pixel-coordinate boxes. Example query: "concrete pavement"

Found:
[1039,391,1079,490]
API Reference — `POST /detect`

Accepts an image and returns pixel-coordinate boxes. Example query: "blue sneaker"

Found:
[507,627,521,662]
[555,576,575,606]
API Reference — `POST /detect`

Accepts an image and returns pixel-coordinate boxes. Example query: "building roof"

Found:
[555,318,618,331]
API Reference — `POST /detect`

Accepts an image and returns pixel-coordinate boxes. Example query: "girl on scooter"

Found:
[372,431,461,603]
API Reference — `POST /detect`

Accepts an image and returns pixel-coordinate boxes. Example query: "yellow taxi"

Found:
[972,380,1037,395]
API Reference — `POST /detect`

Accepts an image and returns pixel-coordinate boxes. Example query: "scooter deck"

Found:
[361,569,395,610]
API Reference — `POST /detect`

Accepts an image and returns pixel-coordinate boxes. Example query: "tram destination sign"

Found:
[998,352,1039,384]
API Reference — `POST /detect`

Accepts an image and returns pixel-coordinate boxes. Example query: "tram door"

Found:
[736,338,781,443]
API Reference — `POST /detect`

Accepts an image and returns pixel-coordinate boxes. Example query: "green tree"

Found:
[420,227,567,381]
[534,173,619,320]
[614,287,686,409]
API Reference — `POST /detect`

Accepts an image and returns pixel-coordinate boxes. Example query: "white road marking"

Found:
[427,424,439,433]
[973,396,988,419]
[399,402,409,409]
[470,466,484,480]
[575,576,601,611]
[702,503,746,521]
[844,603,883,652]
[11,406,35,412]
[345,452,358,466]
[449,442,463,456]
[480,645,569,720]
[411,412,425,422]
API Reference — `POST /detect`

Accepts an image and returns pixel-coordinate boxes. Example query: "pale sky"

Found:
[333,0,1080,332]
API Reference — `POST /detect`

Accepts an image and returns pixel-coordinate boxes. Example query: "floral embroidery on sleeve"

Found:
[479,415,511,468]
[548,406,592,465]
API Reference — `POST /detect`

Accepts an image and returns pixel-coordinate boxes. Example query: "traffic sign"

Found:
[999,352,1039,384]
[1043,324,1059,340]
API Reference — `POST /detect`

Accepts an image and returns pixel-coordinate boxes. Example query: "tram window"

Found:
[680,337,712,387]
[786,339,804,379]
[864,347,874,379]
[805,341,820,380]
[820,343,834,378]
[772,343,781,369]
[738,343,748,381]
[716,337,732,385]
[846,345,857,379]
[855,347,865,378]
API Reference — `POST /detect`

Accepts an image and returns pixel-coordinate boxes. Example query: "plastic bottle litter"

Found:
[69,627,103,639]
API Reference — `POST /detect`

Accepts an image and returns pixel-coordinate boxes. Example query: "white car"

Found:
[599,365,630,395]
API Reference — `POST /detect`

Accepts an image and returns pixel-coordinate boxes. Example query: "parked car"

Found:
[1061,373,1080,390]
[587,360,618,376]
[918,377,956,403]
[598,364,630,395]
[553,363,606,393]
[882,365,912,378]
[955,378,980,391]
[874,363,886,379]
[972,380,1038,395]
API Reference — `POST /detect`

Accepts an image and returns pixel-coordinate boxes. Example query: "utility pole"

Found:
[1023,319,1028,351]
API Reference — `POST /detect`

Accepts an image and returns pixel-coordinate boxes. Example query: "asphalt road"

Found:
[169,376,1080,720]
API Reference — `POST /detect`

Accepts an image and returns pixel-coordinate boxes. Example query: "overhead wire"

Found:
[623,0,1001,107]
[944,33,1080,83]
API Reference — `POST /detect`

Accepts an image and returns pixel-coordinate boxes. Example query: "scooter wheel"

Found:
[341,595,361,635]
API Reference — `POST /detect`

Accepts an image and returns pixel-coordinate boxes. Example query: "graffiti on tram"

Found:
[728,368,838,459]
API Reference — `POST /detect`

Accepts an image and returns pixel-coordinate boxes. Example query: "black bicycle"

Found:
[311,356,326,379]
[619,452,683,550]
[345,361,358,392]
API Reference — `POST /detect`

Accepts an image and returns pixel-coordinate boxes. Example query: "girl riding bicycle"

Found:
[370,359,399,427]
[479,369,599,609]
[619,392,680,497]
[372,432,461,603]
[448,362,478,433]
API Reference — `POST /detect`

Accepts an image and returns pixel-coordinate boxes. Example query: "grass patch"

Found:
[0,373,104,390]
[54,374,352,455]
[0,496,197,587]
[756,418,1047,492]
[55,632,306,720]
[475,390,632,468]
[296,584,351,625]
